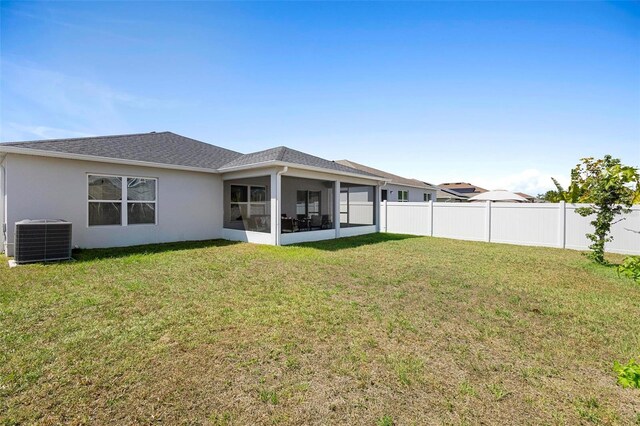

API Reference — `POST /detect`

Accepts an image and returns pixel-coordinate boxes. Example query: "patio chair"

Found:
[296,215,310,231]
[245,217,258,232]
[310,215,322,230]
[281,218,295,233]
[254,215,270,232]
[321,214,332,229]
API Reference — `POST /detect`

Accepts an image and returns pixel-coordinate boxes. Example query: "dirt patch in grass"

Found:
[1,236,639,424]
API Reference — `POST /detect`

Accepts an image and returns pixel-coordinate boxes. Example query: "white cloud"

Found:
[470,169,570,196]
[1,123,95,141]
[1,61,190,141]
[10,7,146,43]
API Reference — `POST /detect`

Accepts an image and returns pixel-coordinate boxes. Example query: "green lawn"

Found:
[1,234,639,425]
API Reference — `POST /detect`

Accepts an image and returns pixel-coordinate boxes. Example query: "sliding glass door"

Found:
[296,190,321,218]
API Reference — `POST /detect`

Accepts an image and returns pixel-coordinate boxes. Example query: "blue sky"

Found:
[1,1,639,194]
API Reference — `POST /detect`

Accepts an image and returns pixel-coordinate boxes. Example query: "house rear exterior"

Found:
[0,132,385,256]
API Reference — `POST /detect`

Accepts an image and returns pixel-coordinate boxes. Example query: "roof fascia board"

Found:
[221,167,282,181]
[282,167,387,186]
[219,160,388,182]
[0,146,220,174]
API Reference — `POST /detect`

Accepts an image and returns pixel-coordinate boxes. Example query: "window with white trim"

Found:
[88,175,157,226]
[424,193,432,202]
[229,184,267,222]
[398,190,409,202]
[296,190,321,218]
[127,178,157,225]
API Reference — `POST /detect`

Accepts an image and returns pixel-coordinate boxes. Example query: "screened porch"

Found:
[222,169,380,245]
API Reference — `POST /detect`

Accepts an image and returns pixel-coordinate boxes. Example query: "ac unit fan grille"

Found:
[14,221,72,264]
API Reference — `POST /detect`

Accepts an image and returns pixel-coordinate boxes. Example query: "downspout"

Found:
[275,166,288,245]
[379,180,388,203]
[0,154,6,254]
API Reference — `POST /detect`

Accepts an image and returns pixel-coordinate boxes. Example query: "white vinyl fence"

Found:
[380,201,640,255]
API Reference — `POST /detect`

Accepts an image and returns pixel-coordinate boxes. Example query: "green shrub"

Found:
[613,358,640,389]
[618,256,640,283]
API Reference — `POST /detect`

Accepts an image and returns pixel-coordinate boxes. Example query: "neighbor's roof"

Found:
[335,160,436,190]
[516,192,535,200]
[469,190,528,202]
[219,146,382,178]
[436,187,469,200]
[0,131,243,170]
[438,182,488,194]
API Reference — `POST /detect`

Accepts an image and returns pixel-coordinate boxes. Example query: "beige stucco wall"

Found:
[2,153,223,255]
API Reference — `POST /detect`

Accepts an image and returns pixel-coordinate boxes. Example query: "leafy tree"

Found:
[542,175,588,203]
[564,156,639,264]
[538,190,558,202]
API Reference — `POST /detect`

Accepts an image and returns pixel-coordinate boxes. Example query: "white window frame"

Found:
[87,173,158,228]
[229,184,267,222]
[126,177,158,226]
[398,190,409,202]
[296,189,322,218]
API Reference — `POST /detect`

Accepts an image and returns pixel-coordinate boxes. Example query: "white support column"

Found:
[270,171,280,246]
[121,177,128,226]
[382,200,388,233]
[484,200,492,242]
[0,159,5,253]
[428,200,434,237]
[334,180,341,239]
[558,201,566,249]
[375,185,382,233]
[1,156,10,256]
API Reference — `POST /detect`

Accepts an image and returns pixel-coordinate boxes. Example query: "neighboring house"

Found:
[0,132,387,256]
[335,160,437,203]
[436,187,469,202]
[438,183,535,202]
[468,189,528,203]
[438,182,488,197]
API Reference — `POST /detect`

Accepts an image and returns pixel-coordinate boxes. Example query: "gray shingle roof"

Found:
[0,131,243,170]
[1,132,384,179]
[219,146,382,178]
[335,160,436,190]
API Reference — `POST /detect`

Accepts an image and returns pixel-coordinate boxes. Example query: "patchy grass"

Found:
[1,234,639,424]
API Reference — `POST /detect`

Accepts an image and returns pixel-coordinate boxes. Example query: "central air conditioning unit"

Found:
[14,219,73,264]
